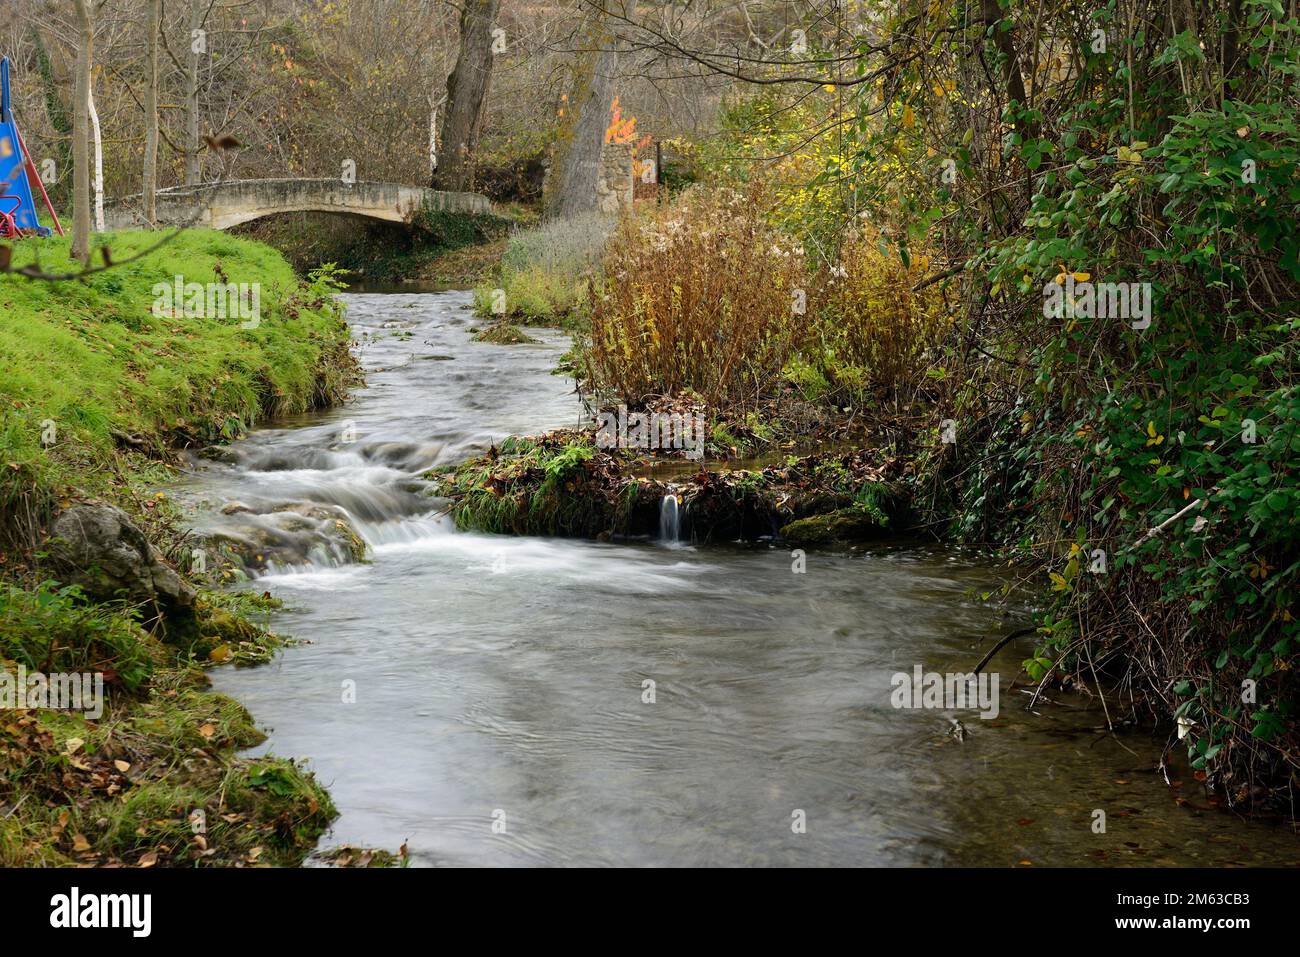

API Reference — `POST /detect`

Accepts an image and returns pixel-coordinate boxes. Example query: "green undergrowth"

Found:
[0,229,355,865]
[428,433,638,536]
[0,229,359,548]
[472,212,612,329]
[0,582,335,867]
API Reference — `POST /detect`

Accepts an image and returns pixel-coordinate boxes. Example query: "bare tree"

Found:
[432,0,500,191]
[143,0,161,221]
[543,1,626,220]
[185,0,203,185]
[70,0,93,263]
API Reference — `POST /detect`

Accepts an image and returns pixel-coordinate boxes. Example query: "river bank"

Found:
[5,229,1295,866]
[0,231,356,866]
[193,287,1300,866]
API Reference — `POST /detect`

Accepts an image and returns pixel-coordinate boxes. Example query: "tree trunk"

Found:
[70,0,93,264]
[431,0,500,192]
[979,0,1031,130]
[89,85,104,232]
[143,0,161,222]
[543,4,624,220]
[185,0,203,186]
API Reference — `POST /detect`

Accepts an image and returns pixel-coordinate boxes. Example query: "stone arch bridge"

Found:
[104,178,491,231]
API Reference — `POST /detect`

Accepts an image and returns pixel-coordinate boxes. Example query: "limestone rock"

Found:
[49,503,197,618]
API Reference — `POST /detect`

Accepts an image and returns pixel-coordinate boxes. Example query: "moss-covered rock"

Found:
[472,321,537,344]
[429,428,911,543]
[779,508,887,545]
[429,432,664,537]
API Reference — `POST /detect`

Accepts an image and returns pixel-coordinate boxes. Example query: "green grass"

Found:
[0,228,355,867]
[0,580,160,692]
[0,229,358,545]
[473,212,612,328]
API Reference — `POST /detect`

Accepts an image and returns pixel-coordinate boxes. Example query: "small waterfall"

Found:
[659,494,681,545]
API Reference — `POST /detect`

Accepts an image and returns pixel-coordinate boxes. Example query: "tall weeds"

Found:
[585,187,807,416]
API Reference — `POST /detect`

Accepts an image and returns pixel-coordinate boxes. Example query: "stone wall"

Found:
[595,142,635,214]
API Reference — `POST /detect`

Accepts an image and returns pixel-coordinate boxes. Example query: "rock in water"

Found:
[48,503,197,624]
[779,508,885,545]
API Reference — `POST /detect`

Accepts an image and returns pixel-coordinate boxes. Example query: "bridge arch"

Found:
[104,179,491,231]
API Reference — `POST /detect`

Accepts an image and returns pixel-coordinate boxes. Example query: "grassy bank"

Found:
[0,229,358,866]
[471,212,612,329]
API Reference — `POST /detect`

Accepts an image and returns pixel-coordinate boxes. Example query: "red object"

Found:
[16,124,62,236]
[0,194,21,238]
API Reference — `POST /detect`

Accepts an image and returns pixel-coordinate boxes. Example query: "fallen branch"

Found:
[1135,496,1206,547]
[911,263,966,291]
[972,625,1037,675]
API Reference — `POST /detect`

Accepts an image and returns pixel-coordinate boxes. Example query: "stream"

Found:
[176,290,1299,867]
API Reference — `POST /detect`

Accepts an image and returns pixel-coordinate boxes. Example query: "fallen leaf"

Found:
[72,833,91,852]
[198,723,216,739]
[138,851,158,868]
[114,760,131,773]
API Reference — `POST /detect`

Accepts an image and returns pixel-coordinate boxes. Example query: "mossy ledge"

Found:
[0,230,360,866]
[426,429,910,544]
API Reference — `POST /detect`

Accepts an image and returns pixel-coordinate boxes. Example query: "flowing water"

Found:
[658,494,681,546]
[176,290,1300,867]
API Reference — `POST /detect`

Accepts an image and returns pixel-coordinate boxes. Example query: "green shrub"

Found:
[0,581,155,692]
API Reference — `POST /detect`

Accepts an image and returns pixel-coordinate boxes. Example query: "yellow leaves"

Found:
[901,105,915,129]
[1145,420,1164,446]
[823,84,836,92]
[208,643,231,662]
[1248,558,1274,580]
[1052,264,1091,283]
[1116,142,1146,164]
[72,833,92,852]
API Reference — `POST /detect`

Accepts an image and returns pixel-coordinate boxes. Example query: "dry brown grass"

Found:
[816,226,953,406]
[584,186,808,417]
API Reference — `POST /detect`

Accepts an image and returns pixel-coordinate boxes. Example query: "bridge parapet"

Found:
[104,179,491,231]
